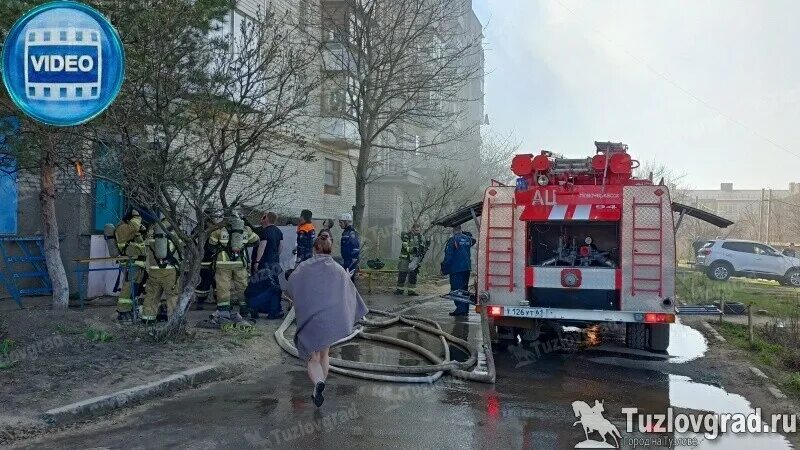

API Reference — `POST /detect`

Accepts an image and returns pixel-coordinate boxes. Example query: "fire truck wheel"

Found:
[625,323,648,350]
[647,323,670,352]
[707,261,733,282]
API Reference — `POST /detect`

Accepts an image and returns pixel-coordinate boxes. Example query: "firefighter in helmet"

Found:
[141,217,182,324]
[194,209,222,310]
[115,208,147,323]
[395,223,429,296]
[208,212,259,326]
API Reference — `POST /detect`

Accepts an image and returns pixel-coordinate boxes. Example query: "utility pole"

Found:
[766,189,773,245]
[759,188,765,242]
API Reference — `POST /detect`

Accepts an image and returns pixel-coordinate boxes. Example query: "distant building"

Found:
[686,182,800,221]
[684,182,800,243]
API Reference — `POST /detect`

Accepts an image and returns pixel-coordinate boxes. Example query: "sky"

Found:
[472,0,800,190]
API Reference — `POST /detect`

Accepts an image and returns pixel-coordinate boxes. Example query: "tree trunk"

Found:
[352,143,370,230]
[162,237,204,338]
[39,149,70,310]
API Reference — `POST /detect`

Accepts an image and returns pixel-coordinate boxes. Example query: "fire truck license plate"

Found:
[505,307,547,318]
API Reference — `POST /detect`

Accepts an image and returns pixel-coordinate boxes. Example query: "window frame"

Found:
[324,158,342,196]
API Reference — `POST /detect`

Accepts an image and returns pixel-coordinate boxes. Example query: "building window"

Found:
[322,78,346,115]
[324,158,341,195]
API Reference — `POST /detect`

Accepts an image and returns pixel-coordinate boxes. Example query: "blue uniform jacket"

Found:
[341,225,361,270]
[442,233,473,274]
[296,223,315,263]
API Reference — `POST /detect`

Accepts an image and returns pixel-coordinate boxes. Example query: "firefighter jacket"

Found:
[442,233,474,275]
[296,222,316,263]
[399,232,427,261]
[208,225,259,270]
[340,225,360,271]
[145,220,182,271]
[115,220,147,267]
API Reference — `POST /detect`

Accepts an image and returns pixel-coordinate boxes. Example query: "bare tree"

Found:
[309,0,484,228]
[93,1,316,335]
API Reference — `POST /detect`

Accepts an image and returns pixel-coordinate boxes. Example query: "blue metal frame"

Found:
[0,236,54,308]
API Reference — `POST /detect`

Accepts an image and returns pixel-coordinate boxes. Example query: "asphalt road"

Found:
[14,295,795,449]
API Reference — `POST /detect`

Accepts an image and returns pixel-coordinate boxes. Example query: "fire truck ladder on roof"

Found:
[484,197,515,292]
[631,198,663,297]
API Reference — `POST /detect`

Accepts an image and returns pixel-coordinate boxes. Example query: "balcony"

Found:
[319,117,359,148]
[322,42,350,72]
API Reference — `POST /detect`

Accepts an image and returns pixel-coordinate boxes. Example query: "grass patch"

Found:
[677,271,800,317]
[786,373,800,394]
[84,327,114,343]
[56,324,84,335]
[0,338,16,370]
[221,323,261,340]
[714,320,800,394]
[716,322,784,366]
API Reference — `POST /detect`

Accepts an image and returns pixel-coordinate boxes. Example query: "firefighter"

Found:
[295,209,316,264]
[115,209,147,323]
[141,218,182,324]
[208,213,259,326]
[442,225,474,316]
[395,223,429,296]
[194,210,221,311]
[339,213,360,279]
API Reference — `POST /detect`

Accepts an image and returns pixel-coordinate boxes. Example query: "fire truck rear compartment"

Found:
[527,221,620,310]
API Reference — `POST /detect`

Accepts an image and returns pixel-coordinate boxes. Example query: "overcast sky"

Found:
[472,0,800,190]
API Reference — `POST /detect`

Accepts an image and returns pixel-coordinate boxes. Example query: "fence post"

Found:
[748,304,754,347]
[719,298,725,324]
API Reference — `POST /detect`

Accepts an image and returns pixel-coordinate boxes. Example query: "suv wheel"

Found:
[785,269,800,288]
[707,262,732,281]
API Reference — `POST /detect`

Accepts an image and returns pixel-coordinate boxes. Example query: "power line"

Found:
[553,0,800,162]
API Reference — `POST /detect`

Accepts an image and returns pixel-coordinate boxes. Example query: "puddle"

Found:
[669,375,793,449]
[666,320,708,363]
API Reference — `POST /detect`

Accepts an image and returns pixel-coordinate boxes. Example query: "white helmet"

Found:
[340,213,353,222]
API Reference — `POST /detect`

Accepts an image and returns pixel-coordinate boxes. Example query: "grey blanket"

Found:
[281,255,368,361]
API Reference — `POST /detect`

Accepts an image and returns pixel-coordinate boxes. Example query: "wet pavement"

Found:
[14,295,796,449]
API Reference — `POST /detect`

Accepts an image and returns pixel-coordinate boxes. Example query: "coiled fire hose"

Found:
[274,299,496,384]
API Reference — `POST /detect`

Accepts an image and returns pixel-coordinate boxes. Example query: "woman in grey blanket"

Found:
[281,234,368,407]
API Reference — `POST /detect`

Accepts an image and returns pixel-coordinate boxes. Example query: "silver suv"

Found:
[696,239,800,287]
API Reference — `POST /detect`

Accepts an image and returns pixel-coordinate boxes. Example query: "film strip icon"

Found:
[24,27,103,101]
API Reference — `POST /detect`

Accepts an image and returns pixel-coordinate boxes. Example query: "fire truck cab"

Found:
[479,142,677,352]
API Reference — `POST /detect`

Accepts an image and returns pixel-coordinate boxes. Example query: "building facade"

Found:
[685,182,800,243]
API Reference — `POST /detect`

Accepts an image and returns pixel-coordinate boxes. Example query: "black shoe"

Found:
[267,312,285,320]
[250,312,260,321]
[117,311,134,323]
[407,291,419,296]
[448,310,460,316]
[394,289,404,295]
[449,310,468,316]
[312,381,325,407]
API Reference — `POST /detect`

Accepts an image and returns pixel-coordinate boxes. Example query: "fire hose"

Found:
[274,299,496,384]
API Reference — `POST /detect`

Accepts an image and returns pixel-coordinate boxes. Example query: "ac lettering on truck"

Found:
[532,190,557,206]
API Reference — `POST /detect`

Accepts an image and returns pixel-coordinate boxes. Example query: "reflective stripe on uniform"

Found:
[140,315,157,321]
[117,298,133,305]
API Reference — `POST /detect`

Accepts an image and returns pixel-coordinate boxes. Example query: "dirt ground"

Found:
[3,289,800,447]
[679,316,800,443]
[0,297,285,443]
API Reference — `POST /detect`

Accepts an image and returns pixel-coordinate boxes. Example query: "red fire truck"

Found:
[436,142,732,352]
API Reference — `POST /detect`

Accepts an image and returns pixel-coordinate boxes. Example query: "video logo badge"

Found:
[2,2,125,126]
